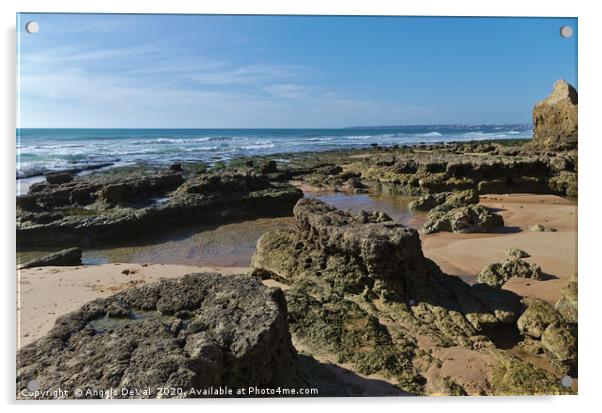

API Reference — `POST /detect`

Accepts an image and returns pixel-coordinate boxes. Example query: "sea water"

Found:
[16,125,531,179]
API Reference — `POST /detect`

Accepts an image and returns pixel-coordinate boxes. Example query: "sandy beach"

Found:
[422,193,577,304]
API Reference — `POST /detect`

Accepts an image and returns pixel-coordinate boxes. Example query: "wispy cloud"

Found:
[18,28,433,127]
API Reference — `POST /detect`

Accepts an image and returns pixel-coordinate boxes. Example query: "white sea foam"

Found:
[16,126,533,177]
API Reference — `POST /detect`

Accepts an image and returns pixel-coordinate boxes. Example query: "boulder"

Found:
[507,248,530,259]
[529,224,557,232]
[555,276,578,323]
[541,322,577,374]
[476,258,541,288]
[423,205,504,234]
[259,160,278,174]
[45,172,74,185]
[409,189,478,212]
[17,273,302,399]
[531,80,578,150]
[517,298,561,338]
[18,247,82,269]
[409,193,447,211]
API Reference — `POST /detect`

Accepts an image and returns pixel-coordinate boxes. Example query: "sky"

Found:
[17,14,577,128]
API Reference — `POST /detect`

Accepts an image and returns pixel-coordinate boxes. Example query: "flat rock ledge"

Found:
[17,273,302,399]
[17,170,303,246]
[18,247,82,269]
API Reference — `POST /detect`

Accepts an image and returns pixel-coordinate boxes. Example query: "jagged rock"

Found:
[17,273,302,399]
[45,172,74,185]
[409,189,479,212]
[531,80,578,150]
[259,160,278,174]
[488,349,570,395]
[541,322,577,375]
[517,298,561,338]
[430,377,467,396]
[409,193,447,211]
[169,163,182,172]
[315,165,343,176]
[467,283,522,325]
[251,198,565,395]
[555,275,578,323]
[18,247,82,269]
[507,248,530,259]
[476,259,541,288]
[548,171,578,198]
[529,224,557,232]
[423,204,503,234]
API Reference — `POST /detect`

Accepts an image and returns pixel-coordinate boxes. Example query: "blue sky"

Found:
[17,14,577,128]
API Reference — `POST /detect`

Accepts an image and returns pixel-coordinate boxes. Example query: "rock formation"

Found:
[476,258,541,288]
[423,204,504,234]
[251,198,569,395]
[16,169,303,246]
[18,247,82,269]
[555,274,577,323]
[531,79,578,150]
[517,297,577,375]
[17,273,302,399]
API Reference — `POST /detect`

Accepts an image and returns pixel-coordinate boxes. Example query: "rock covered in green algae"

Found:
[476,258,541,288]
[409,189,479,212]
[423,204,504,234]
[517,298,562,338]
[430,377,468,396]
[541,322,578,374]
[529,224,558,232]
[488,349,570,395]
[507,248,530,259]
[251,198,567,395]
[17,273,303,399]
[516,297,578,376]
[555,275,578,323]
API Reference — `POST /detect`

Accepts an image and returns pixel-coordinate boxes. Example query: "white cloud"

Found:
[18,41,435,127]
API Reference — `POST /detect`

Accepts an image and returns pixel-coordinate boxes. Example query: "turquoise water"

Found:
[16,125,531,178]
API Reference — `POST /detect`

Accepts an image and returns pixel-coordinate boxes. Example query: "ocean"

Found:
[16,125,532,179]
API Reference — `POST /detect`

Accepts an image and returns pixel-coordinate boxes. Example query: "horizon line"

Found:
[17,123,533,130]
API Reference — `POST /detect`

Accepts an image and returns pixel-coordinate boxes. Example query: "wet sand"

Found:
[18,217,295,268]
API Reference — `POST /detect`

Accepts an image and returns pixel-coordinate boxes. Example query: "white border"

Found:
[2,1,600,412]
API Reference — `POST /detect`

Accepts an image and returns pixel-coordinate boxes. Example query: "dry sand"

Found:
[17,263,250,348]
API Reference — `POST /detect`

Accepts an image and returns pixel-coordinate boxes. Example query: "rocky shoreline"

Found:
[16,80,578,397]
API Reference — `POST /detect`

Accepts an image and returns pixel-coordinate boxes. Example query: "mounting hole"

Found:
[26,379,39,391]
[560,25,573,39]
[25,21,39,34]
[560,375,573,388]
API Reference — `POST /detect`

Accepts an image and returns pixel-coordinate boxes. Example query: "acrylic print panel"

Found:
[16,14,577,399]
